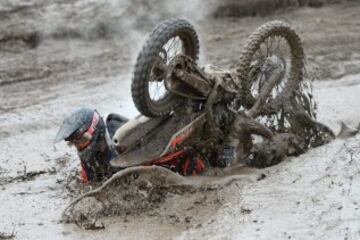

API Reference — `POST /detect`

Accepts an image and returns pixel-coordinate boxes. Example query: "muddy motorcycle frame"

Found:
[111,19,323,169]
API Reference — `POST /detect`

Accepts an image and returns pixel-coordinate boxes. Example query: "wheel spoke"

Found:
[148,36,185,102]
[249,34,293,125]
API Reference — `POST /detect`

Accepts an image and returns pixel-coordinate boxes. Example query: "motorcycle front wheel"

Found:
[235,21,315,132]
[131,18,199,117]
[236,20,305,111]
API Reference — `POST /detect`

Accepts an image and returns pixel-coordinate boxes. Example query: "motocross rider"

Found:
[54,108,128,183]
[54,107,208,183]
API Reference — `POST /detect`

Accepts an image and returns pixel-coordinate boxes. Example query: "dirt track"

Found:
[1,1,360,239]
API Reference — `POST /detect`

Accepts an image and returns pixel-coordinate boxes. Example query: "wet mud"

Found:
[1,0,360,239]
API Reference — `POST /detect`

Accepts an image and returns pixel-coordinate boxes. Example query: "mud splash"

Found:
[61,165,254,228]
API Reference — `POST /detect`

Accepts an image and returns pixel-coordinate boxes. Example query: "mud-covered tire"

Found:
[236,21,304,107]
[132,18,199,117]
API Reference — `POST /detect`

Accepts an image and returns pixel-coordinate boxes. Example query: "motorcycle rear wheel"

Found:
[131,18,199,117]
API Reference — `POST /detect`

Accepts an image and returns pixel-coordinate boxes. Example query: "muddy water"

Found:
[1,73,359,239]
[1,1,360,239]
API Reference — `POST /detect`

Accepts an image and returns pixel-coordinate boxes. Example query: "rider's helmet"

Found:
[54,107,116,182]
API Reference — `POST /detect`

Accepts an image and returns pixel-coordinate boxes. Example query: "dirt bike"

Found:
[109,18,333,170]
[63,18,337,221]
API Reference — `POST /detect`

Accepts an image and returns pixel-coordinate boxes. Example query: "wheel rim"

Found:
[249,35,292,104]
[248,35,296,132]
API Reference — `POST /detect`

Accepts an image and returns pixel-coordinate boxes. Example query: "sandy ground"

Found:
[1,1,360,239]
